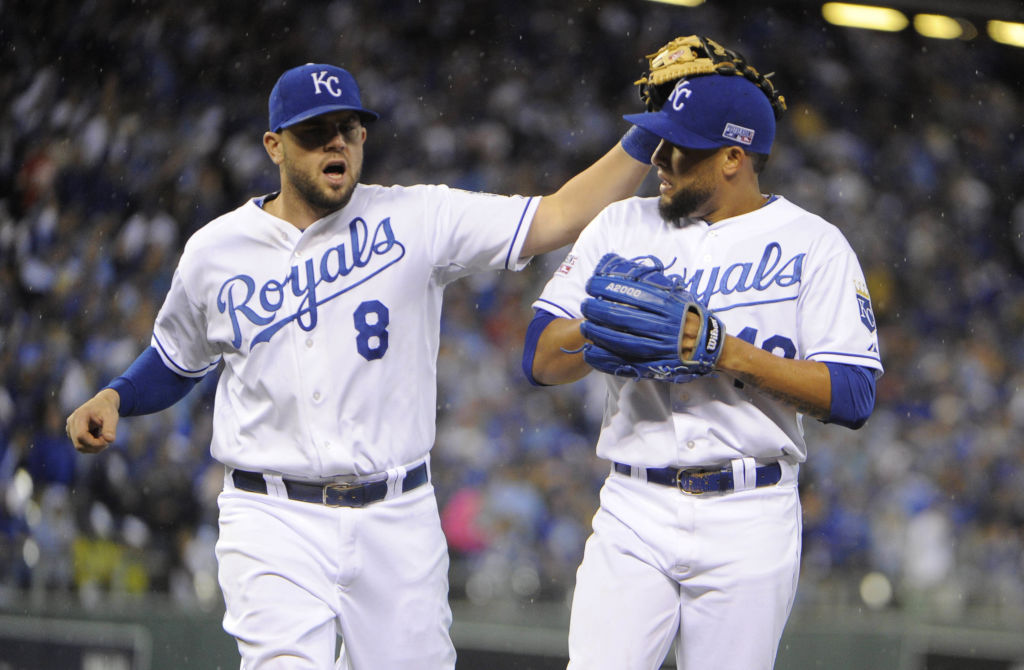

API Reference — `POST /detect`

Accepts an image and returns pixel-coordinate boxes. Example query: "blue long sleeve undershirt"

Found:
[105,346,202,416]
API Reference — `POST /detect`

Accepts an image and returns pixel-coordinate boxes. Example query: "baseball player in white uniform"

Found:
[65,63,651,669]
[522,58,883,668]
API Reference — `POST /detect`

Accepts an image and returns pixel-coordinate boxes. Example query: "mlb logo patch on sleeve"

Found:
[557,254,578,276]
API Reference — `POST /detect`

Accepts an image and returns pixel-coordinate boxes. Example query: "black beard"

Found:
[288,164,361,216]
[658,183,712,227]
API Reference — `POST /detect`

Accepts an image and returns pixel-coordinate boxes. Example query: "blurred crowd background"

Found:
[2,0,1024,627]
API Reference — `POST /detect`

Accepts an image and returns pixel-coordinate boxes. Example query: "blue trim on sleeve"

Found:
[506,196,536,269]
[105,346,202,417]
[152,333,221,375]
[809,350,882,367]
[533,298,576,319]
[824,362,875,429]
[522,309,559,387]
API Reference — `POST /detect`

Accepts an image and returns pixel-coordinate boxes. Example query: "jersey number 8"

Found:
[353,300,389,360]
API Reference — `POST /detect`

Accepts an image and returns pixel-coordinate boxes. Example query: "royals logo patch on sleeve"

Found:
[556,253,578,276]
[855,281,876,332]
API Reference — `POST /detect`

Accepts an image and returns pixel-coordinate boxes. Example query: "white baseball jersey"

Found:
[152,182,538,478]
[534,194,883,468]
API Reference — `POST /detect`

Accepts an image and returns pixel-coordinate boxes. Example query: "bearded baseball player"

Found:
[65,62,652,668]
[523,37,883,669]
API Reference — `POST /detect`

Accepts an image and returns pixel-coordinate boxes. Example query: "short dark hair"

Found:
[748,152,769,174]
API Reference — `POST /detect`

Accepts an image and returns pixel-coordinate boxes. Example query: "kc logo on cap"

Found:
[309,70,346,98]
[623,75,775,155]
[269,63,380,132]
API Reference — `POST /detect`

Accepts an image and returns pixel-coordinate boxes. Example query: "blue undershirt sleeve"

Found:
[824,362,876,429]
[522,309,559,387]
[105,346,202,416]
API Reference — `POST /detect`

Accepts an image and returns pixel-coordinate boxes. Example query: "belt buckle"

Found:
[323,481,365,507]
[674,468,716,495]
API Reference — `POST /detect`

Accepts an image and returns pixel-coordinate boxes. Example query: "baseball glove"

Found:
[580,253,726,383]
[636,34,787,119]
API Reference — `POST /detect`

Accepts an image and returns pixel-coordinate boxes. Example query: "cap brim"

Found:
[623,111,725,151]
[275,104,380,131]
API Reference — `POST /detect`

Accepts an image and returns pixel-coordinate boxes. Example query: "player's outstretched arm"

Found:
[530,317,592,385]
[66,388,121,454]
[521,144,650,258]
[714,334,832,421]
[66,346,205,454]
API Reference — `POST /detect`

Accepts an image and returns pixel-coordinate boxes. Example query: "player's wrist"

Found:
[620,126,661,164]
[713,334,745,373]
[97,387,122,411]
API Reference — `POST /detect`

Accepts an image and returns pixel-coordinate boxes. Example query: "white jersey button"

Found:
[313,391,322,401]
[686,440,696,449]
[306,338,314,348]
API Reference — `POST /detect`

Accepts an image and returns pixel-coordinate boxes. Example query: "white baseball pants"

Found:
[567,468,801,670]
[215,480,455,669]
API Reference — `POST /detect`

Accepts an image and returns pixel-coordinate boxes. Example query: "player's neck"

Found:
[263,190,331,231]
[704,186,767,224]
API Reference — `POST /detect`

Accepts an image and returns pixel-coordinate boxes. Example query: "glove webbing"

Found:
[636,35,787,120]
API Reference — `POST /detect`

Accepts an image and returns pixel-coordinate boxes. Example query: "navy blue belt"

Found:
[232,462,429,508]
[613,461,781,495]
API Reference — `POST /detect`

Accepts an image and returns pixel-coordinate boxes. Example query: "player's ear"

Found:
[263,131,284,165]
[721,146,746,176]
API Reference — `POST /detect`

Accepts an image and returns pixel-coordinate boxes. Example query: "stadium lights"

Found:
[644,0,705,6]
[821,3,908,32]
[913,13,977,40]
[645,0,1024,49]
[988,20,1024,47]
[822,3,1024,47]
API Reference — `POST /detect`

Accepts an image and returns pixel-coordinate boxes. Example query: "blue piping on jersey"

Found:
[711,295,797,312]
[506,196,535,269]
[533,297,577,319]
[153,333,222,376]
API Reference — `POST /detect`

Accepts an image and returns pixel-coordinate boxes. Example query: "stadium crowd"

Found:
[2,0,1024,623]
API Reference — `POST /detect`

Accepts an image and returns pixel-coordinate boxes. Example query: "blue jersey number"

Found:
[354,300,390,361]
[734,327,796,388]
[735,327,796,359]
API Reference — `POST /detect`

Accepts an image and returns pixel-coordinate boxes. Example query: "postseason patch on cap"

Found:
[723,123,755,146]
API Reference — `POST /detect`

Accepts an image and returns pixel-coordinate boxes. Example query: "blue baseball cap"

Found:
[268,63,379,132]
[624,75,775,154]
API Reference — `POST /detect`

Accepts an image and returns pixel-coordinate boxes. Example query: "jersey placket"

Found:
[285,236,333,468]
[669,222,722,465]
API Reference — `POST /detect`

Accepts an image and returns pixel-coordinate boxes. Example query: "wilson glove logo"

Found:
[706,317,721,353]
